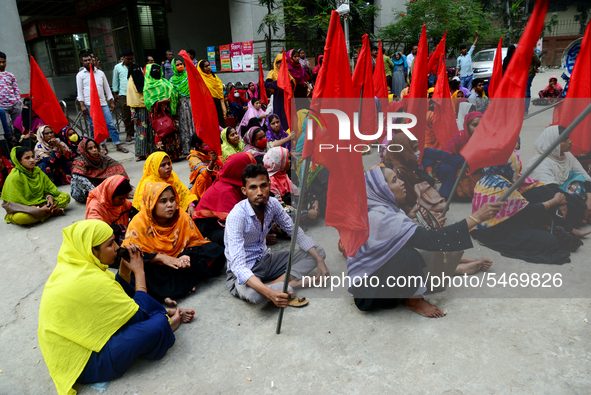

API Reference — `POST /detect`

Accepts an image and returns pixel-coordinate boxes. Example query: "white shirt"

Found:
[76,67,113,107]
[406,53,415,70]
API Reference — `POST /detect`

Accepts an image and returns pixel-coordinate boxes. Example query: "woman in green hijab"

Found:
[144,63,182,161]
[220,126,244,159]
[170,57,194,156]
[1,146,70,225]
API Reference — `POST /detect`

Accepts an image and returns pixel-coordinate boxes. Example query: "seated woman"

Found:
[221,126,244,159]
[35,125,73,186]
[243,126,271,165]
[124,182,225,306]
[265,113,294,151]
[0,154,13,194]
[38,220,190,395]
[187,134,223,200]
[133,151,198,217]
[1,146,70,225]
[436,111,482,199]
[238,98,267,136]
[525,125,591,235]
[471,151,573,263]
[538,76,563,100]
[58,126,81,157]
[86,175,133,244]
[228,85,249,121]
[263,147,298,206]
[348,166,502,315]
[70,138,129,203]
[194,152,257,247]
[245,81,260,100]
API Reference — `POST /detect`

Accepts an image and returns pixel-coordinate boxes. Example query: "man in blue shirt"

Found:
[224,164,328,307]
[112,49,134,142]
[162,50,174,80]
[456,32,479,90]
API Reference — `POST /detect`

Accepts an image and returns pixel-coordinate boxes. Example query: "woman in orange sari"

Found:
[123,182,224,306]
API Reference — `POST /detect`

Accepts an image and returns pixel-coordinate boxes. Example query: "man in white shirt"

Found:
[112,49,134,142]
[76,51,128,153]
[406,45,417,82]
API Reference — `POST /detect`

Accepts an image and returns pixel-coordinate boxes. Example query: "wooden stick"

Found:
[440,159,468,218]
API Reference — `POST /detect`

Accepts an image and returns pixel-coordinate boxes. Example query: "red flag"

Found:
[407,24,429,160]
[179,50,221,156]
[461,0,548,172]
[258,56,269,105]
[302,10,369,257]
[432,52,458,147]
[29,56,69,133]
[553,21,591,155]
[89,65,109,144]
[426,31,447,76]
[373,40,389,111]
[488,37,504,99]
[277,50,293,130]
[352,34,377,136]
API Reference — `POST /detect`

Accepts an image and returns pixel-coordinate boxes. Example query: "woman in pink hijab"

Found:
[287,49,310,99]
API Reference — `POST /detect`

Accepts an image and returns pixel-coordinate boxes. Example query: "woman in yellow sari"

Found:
[38,220,192,395]
[197,59,226,127]
[132,151,198,216]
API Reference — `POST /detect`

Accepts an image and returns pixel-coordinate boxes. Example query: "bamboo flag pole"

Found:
[276,156,311,334]
[499,102,591,201]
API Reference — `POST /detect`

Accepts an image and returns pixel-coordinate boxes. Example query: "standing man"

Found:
[406,45,417,82]
[525,50,541,116]
[456,32,479,90]
[370,45,378,71]
[112,49,135,142]
[162,50,174,80]
[224,164,328,306]
[0,51,22,129]
[187,49,199,67]
[76,51,128,154]
[384,52,394,89]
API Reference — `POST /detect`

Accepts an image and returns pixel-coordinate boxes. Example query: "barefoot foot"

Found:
[404,298,447,318]
[169,308,181,331]
[164,297,177,307]
[479,258,493,271]
[455,261,482,275]
[572,228,591,238]
[178,308,196,323]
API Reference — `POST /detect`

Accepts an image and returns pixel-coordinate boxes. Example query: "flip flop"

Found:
[288,297,309,308]
[117,146,129,153]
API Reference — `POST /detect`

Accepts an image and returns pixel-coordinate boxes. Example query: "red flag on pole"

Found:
[407,24,429,160]
[432,53,459,147]
[352,34,377,136]
[488,37,504,99]
[461,0,548,172]
[302,10,369,257]
[29,56,69,133]
[179,50,222,156]
[89,65,109,145]
[277,50,293,130]
[553,21,591,155]
[373,40,389,111]
[426,31,447,76]
[258,56,269,105]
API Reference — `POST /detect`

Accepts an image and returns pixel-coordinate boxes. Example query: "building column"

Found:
[3,0,30,94]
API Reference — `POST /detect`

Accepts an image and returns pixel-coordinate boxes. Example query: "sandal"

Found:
[288,297,309,308]
[136,156,146,162]
[100,146,108,155]
[117,146,129,153]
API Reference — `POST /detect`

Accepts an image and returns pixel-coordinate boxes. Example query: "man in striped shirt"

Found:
[224,164,328,307]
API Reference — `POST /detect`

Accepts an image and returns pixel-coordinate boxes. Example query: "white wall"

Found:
[374,0,407,31]
[2,0,30,95]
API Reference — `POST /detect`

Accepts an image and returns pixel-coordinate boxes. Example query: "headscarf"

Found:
[238,99,265,131]
[503,44,516,73]
[124,182,208,257]
[526,125,591,185]
[221,127,244,159]
[383,133,419,210]
[85,175,132,226]
[72,138,128,180]
[286,49,309,84]
[34,125,71,162]
[132,151,197,211]
[38,220,139,395]
[312,55,324,75]
[58,126,79,156]
[13,109,44,135]
[347,166,417,284]
[265,113,291,151]
[170,58,190,97]
[247,82,259,99]
[195,152,257,220]
[541,75,563,94]
[263,147,296,198]
[451,90,468,113]
[392,52,407,72]
[144,63,177,114]
[445,111,482,155]
[197,60,224,99]
[1,146,59,206]
[187,141,225,185]
[228,87,248,104]
[266,53,295,84]
[459,86,471,98]
[473,151,543,230]
[243,126,269,157]
[128,62,144,93]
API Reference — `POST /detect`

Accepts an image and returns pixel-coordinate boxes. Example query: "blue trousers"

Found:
[525,76,534,113]
[436,153,465,198]
[460,75,473,90]
[77,274,175,384]
[0,108,10,138]
[86,105,120,145]
[422,148,443,170]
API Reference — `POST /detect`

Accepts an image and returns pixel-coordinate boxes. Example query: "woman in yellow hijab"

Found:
[132,151,198,216]
[197,59,227,128]
[124,182,225,306]
[38,220,188,395]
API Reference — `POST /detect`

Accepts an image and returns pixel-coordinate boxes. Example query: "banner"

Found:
[242,41,254,71]
[220,45,231,72]
[230,42,243,72]
[207,46,217,72]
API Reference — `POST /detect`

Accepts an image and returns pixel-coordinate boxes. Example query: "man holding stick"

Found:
[224,164,328,307]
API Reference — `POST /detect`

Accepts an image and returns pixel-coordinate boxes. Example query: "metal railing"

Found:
[546,18,590,37]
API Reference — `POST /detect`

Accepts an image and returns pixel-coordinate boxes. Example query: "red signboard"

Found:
[23,22,38,42]
[38,18,87,36]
